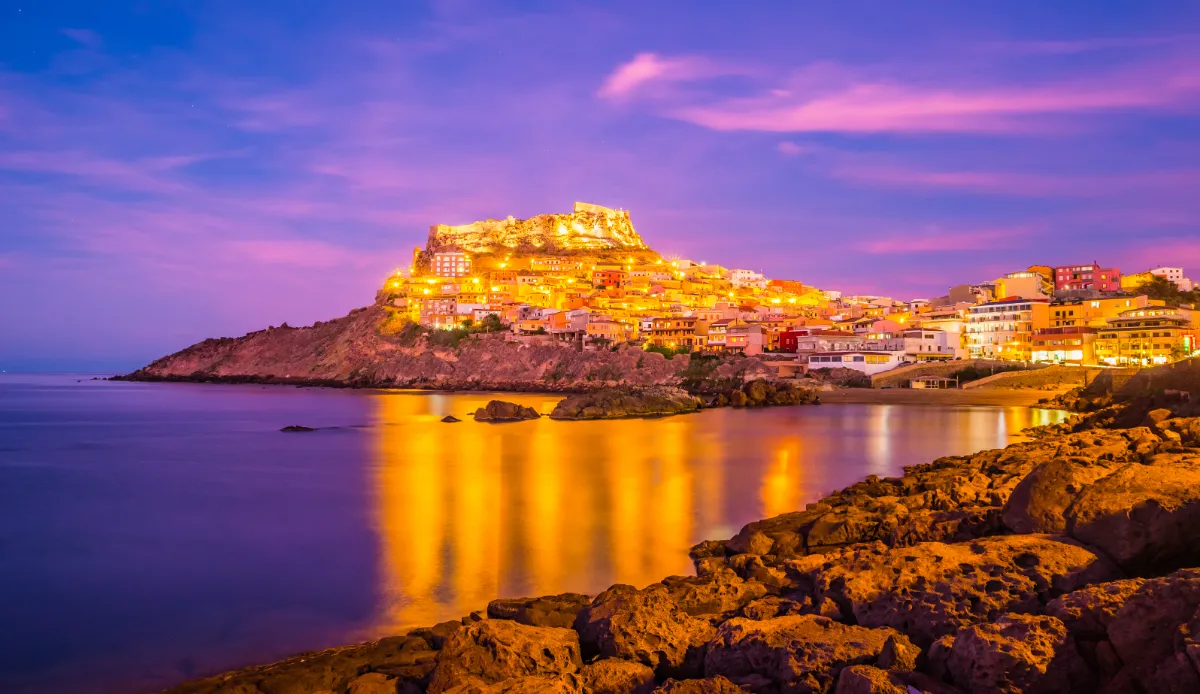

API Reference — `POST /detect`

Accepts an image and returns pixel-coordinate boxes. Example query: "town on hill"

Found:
[379,202,1200,373]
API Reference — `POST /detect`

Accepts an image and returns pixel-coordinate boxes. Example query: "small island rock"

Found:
[473,400,541,422]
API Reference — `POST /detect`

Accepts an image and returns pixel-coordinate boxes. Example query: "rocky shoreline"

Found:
[167,363,1200,693]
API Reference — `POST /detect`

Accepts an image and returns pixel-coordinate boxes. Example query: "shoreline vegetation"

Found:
[166,362,1200,694]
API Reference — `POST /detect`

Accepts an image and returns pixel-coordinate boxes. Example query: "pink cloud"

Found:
[857,225,1036,254]
[827,158,1200,197]
[62,28,103,49]
[0,150,188,193]
[598,51,1200,133]
[597,52,738,100]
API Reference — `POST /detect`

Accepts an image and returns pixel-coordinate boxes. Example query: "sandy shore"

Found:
[818,387,1071,407]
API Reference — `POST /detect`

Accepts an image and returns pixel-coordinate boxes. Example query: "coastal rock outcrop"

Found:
[427,620,582,694]
[704,615,917,693]
[937,613,1093,694]
[473,400,541,422]
[549,386,702,420]
[487,593,593,629]
[574,584,715,678]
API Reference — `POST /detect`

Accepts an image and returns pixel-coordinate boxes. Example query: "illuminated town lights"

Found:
[490,286,500,291]
[422,289,430,294]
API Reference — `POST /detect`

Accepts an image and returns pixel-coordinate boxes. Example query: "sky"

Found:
[2,1,1199,371]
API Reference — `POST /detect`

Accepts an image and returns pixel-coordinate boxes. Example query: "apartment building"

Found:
[1095,308,1197,366]
[966,297,1050,361]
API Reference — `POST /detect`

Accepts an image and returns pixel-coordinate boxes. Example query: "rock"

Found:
[442,415,462,423]
[943,613,1094,694]
[704,615,918,693]
[280,424,315,432]
[427,620,582,694]
[486,593,592,629]
[441,676,581,694]
[1047,578,1145,642]
[739,596,806,620]
[473,400,541,422]
[1001,458,1120,534]
[168,635,435,694]
[1065,459,1200,574]
[653,676,743,693]
[834,666,961,694]
[549,386,703,420]
[1103,569,1200,693]
[578,659,655,694]
[348,672,400,694]
[409,620,464,650]
[801,535,1118,647]
[574,584,715,678]
[660,569,770,617]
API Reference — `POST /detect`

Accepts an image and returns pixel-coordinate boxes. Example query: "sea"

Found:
[0,373,1066,693]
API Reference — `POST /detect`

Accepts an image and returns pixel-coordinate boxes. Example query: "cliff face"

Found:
[426,202,647,254]
[126,306,781,391]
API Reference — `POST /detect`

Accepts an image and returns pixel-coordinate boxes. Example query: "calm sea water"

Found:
[0,374,1066,693]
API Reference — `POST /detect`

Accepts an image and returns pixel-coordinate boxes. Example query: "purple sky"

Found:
[2,1,1200,370]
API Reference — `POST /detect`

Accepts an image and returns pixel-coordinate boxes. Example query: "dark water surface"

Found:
[0,374,1066,693]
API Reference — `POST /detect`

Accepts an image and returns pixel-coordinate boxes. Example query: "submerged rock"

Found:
[280,424,315,432]
[549,386,703,420]
[472,400,541,422]
[442,414,462,423]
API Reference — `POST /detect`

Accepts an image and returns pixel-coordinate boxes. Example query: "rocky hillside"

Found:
[168,372,1200,694]
[427,202,647,254]
[122,305,785,392]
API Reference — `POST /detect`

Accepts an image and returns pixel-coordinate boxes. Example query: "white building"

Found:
[729,269,768,289]
[432,251,472,278]
[901,328,957,361]
[806,351,907,375]
[1150,267,1194,292]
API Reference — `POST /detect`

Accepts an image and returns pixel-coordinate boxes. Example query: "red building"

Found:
[592,269,628,289]
[1054,263,1121,292]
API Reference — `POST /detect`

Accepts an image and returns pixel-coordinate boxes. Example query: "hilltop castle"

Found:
[425,202,647,255]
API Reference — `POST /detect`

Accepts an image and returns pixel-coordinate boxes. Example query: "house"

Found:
[900,328,956,361]
[707,318,734,350]
[806,351,907,375]
[1054,263,1121,293]
[726,323,764,355]
[647,316,709,350]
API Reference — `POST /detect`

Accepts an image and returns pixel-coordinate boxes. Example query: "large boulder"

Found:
[660,569,770,617]
[487,594,592,629]
[473,400,541,422]
[797,535,1118,647]
[1001,458,1121,534]
[1103,568,1200,693]
[427,620,582,694]
[1065,459,1200,574]
[549,387,702,420]
[578,659,656,694]
[574,584,715,678]
[703,615,918,693]
[940,613,1093,694]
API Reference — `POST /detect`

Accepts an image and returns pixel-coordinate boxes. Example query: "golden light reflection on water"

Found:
[368,393,1066,635]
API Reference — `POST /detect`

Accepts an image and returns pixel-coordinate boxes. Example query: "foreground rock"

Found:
[574,584,715,678]
[549,386,703,420]
[473,400,541,422]
[428,620,581,694]
[705,615,918,693]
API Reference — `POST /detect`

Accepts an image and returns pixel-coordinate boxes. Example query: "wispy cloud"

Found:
[61,28,103,49]
[776,141,814,157]
[598,52,746,100]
